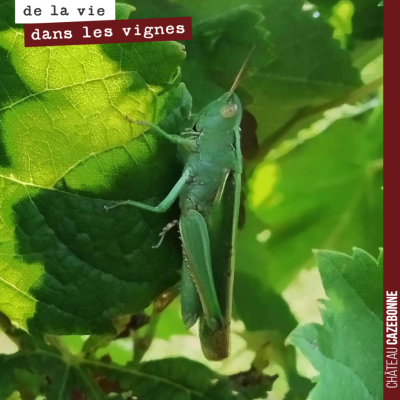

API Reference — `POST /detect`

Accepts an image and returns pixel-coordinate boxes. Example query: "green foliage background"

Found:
[0,0,383,399]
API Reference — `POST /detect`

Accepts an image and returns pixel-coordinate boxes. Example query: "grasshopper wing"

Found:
[199,169,241,361]
[180,210,224,331]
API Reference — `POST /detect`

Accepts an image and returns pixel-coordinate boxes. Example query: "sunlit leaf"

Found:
[0,0,185,335]
[249,106,383,290]
[290,248,383,400]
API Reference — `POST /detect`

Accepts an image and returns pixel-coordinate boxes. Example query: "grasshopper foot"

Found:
[125,116,151,126]
[103,201,127,212]
[152,219,179,249]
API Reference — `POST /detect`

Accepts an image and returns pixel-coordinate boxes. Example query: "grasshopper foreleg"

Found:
[125,117,197,151]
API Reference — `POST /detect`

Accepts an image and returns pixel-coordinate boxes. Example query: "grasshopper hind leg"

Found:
[181,247,202,329]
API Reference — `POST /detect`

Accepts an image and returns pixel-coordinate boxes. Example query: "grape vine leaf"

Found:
[313,0,384,41]
[234,214,314,400]
[132,0,362,141]
[132,2,276,110]
[183,5,275,112]
[243,0,363,142]
[0,317,275,400]
[0,0,186,335]
[249,106,383,291]
[289,248,383,400]
[115,2,135,20]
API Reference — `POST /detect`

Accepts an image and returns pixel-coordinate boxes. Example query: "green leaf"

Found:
[290,248,383,400]
[115,2,135,20]
[0,0,186,335]
[235,216,297,336]
[100,358,263,400]
[249,106,383,290]
[228,368,277,400]
[133,0,361,142]
[132,2,276,109]
[350,0,384,40]
[188,0,362,139]
[0,324,272,400]
[244,0,362,141]
[183,5,275,112]
[235,212,313,399]
[313,0,383,40]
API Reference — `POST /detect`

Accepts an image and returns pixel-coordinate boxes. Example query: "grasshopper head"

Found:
[195,47,254,133]
[195,92,242,132]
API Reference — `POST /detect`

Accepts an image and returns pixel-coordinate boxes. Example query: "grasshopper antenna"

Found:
[228,45,255,95]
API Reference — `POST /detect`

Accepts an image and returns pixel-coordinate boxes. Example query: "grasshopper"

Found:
[106,54,252,361]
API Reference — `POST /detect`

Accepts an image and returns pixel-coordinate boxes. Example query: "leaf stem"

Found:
[45,335,74,358]
[132,309,161,364]
[132,287,179,363]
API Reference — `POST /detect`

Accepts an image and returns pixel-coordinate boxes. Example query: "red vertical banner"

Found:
[384,2,398,399]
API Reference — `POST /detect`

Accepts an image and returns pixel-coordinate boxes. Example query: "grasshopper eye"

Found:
[220,104,238,119]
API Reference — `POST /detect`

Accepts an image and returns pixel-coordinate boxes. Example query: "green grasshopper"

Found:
[106,55,252,361]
